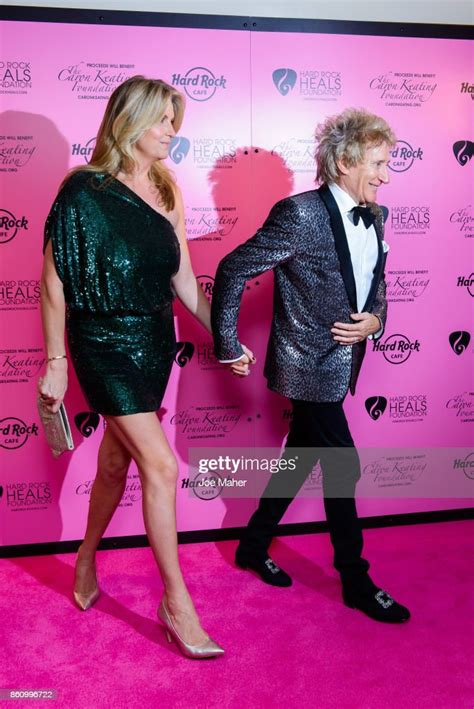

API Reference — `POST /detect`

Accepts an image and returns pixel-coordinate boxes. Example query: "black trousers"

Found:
[239,399,370,589]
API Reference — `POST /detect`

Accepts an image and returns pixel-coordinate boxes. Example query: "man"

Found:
[211,108,410,623]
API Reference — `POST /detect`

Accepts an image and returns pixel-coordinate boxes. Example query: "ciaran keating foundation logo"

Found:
[171,67,227,101]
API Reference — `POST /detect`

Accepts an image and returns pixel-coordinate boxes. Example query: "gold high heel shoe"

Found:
[157,598,224,659]
[73,549,100,611]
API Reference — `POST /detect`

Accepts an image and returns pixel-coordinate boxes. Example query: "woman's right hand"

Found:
[38,359,68,413]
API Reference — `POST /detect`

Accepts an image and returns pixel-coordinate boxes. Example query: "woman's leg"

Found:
[75,425,131,594]
[106,412,208,646]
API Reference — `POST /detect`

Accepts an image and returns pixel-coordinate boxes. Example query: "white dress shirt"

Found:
[328,182,379,313]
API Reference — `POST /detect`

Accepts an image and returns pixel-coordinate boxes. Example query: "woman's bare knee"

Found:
[140,455,178,488]
[97,430,131,487]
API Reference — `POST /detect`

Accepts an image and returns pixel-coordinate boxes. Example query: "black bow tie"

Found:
[351,205,375,229]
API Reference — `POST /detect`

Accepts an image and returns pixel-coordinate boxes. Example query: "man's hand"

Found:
[331,312,380,346]
[228,344,256,377]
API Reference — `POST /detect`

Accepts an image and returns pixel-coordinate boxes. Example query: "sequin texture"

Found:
[44,171,180,415]
[212,189,387,402]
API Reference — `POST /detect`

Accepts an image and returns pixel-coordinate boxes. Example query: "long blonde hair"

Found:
[66,76,185,211]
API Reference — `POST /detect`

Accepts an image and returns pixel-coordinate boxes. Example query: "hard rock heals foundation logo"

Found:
[3,481,52,511]
[171,67,227,101]
[0,61,32,95]
[365,395,427,423]
[0,279,40,311]
[453,141,474,166]
[372,334,421,364]
[390,206,430,235]
[449,331,471,355]
[169,136,237,169]
[272,67,342,100]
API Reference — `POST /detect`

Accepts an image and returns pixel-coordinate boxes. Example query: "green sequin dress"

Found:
[44,171,180,416]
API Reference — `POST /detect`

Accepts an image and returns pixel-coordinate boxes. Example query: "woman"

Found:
[38,76,253,659]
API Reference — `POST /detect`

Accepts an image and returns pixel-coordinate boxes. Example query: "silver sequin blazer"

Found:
[211,185,388,402]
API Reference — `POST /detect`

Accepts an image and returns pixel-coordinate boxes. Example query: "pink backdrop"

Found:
[0,19,472,546]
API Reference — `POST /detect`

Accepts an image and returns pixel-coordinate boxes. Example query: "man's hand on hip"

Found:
[331,313,381,346]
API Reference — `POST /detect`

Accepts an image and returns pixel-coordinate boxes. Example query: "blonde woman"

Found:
[39,76,251,658]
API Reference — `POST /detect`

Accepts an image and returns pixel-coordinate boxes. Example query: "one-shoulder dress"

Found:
[44,171,181,416]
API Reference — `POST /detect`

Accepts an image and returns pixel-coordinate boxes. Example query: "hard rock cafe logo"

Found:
[452,140,474,166]
[74,412,101,437]
[2,481,52,510]
[76,472,142,507]
[0,60,32,93]
[272,67,341,100]
[446,392,474,423]
[186,205,239,241]
[390,206,430,234]
[0,209,29,245]
[271,137,314,173]
[456,274,474,297]
[389,141,423,173]
[171,67,227,102]
[449,331,471,355]
[71,137,96,163]
[0,417,39,449]
[365,395,427,423]
[0,135,36,172]
[57,62,135,99]
[369,71,437,106]
[0,279,40,311]
[450,205,474,237]
[363,455,427,487]
[453,451,474,480]
[197,275,214,302]
[170,404,241,439]
[372,334,421,364]
[386,269,430,302]
[0,348,45,384]
[460,82,474,100]
[175,341,195,367]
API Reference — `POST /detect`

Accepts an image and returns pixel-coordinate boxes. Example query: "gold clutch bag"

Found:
[37,396,75,458]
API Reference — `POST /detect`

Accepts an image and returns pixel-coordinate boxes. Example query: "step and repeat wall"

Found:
[0,14,472,546]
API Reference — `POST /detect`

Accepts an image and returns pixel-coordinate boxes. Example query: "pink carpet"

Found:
[1,520,472,708]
